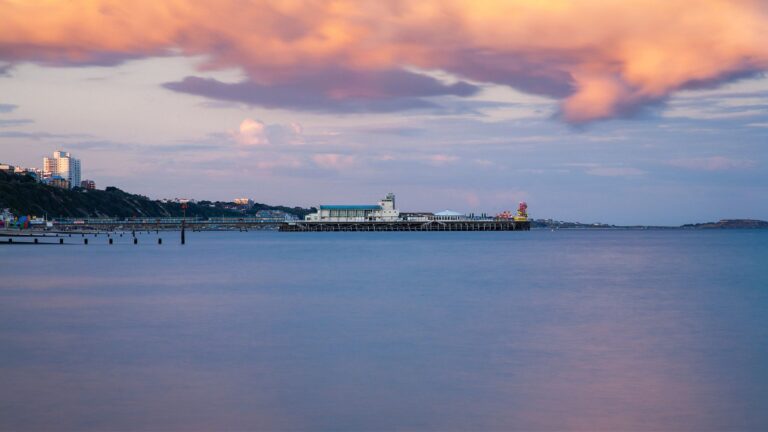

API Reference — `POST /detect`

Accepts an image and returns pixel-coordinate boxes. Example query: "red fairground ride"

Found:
[513,202,528,222]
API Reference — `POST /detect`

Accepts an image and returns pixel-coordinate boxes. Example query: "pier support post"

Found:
[181,203,187,245]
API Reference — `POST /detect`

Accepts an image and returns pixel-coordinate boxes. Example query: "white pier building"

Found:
[305,193,400,222]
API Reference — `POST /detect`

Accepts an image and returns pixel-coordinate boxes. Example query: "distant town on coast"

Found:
[1,150,767,231]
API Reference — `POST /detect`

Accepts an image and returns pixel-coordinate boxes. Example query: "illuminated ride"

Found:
[513,202,528,222]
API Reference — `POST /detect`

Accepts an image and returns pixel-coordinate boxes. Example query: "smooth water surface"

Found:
[1,230,767,431]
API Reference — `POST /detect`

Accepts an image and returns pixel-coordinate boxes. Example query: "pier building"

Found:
[305,193,400,222]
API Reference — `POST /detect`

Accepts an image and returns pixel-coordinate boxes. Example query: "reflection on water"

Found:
[1,230,767,431]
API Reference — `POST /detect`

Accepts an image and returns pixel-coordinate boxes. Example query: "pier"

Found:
[288,193,531,232]
[279,220,530,232]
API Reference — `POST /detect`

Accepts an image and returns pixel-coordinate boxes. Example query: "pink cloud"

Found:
[2,1,767,122]
[234,119,269,146]
[231,118,305,147]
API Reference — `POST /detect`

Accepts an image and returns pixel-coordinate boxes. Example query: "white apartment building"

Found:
[43,151,81,189]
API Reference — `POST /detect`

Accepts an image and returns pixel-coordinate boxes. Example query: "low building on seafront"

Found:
[45,175,70,189]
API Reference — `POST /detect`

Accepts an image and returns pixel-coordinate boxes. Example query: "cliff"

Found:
[0,171,312,218]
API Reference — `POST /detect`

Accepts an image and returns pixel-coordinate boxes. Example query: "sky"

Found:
[1,0,767,225]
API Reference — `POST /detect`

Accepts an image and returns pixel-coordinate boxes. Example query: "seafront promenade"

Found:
[3,217,286,233]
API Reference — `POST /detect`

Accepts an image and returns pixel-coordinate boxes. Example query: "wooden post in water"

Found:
[181,202,187,245]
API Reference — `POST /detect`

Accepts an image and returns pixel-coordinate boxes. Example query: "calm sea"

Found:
[1,230,767,431]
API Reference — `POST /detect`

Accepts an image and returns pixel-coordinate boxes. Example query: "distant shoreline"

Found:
[531,219,768,230]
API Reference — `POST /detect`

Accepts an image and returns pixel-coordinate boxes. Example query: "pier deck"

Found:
[279,220,530,232]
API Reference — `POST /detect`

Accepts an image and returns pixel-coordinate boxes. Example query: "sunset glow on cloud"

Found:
[2,0,766,122]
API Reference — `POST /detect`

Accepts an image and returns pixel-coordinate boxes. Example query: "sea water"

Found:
[1,230,767,431]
